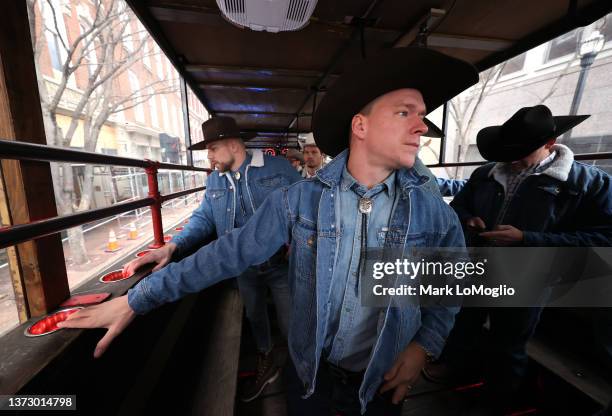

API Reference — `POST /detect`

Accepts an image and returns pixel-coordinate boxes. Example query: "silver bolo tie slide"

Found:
[234,171,241,181]
[358,197,372,214]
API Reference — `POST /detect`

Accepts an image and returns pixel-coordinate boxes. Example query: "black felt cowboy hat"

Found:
[476,105,590,162]
[188,116,255,151]
[312,47,479,157]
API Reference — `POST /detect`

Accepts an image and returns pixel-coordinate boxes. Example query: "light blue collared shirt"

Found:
[324,165,398,371]
[233,154,253,228]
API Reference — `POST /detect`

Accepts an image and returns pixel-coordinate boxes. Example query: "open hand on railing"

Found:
[123,242,177,276]
[57,295,135,358]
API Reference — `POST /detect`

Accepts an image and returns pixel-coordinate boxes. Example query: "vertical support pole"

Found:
[179,75,193,166]
[179,75,193,207]
[440,102,448,164]
[168,171,175,208]
[0,0,69,317]
[146,163,165,249]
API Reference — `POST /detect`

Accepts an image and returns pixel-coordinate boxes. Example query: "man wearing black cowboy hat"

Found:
[425,104,612,409]
[124,116,302,402]
[59,47,479,415]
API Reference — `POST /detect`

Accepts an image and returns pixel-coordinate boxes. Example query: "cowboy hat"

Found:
[188,116,256,151]
[477,105,590,162]
[286,148,304,163]
[312,47,479,157]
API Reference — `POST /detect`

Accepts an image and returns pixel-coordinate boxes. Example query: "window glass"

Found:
[443,13,612,180]
[27,0,209,290]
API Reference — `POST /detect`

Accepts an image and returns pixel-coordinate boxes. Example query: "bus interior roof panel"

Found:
[158,20,349,70]
[202,90,310,113]
[128,0,612,139]
[191,72,320,89]
[216,114,298,130]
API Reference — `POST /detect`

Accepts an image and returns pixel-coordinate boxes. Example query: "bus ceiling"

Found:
[126,0,612,138]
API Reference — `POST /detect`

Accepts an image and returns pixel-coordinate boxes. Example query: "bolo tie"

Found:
[355,196,372,296]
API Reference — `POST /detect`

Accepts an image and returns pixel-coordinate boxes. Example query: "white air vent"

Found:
[216,0,318,33]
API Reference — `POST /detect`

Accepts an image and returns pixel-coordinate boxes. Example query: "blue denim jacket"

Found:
[128,150,465,413]
[170,150,302,254]
[450,149,612,247]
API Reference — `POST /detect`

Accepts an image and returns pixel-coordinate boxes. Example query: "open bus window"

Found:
[24,0,209,291]
[0,248,21,337]
[439,11,612,182]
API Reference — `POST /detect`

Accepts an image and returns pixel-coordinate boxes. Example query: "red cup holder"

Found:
[60,292,110,308]
[174,226,184,232]
[135,250,151,258]
[99,269,133,283]
[25,307,83,337]
[164,235,172,242]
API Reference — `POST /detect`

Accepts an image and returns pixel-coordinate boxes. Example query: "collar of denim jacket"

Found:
[219,149,265,179]
[316,148,429,191]
[488,143,574,184]
[249,149,265,167]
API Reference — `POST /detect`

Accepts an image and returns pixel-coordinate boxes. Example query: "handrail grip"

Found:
[0,139,211,173]
[427,151,612,169]
[0,197,154,249]
[161,186,206,202]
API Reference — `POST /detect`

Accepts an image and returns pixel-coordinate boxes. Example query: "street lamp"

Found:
[562,29,605,141]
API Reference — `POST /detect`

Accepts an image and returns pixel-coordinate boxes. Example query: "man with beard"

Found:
[124,116,301,402]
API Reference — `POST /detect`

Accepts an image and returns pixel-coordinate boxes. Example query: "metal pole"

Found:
[439,102,449,164]
[562,52,596,141]
[180,75,193,166]
[146,163,165,248]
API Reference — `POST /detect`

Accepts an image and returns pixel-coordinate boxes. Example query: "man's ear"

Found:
[351,113,368,140]
[229,138,241,153]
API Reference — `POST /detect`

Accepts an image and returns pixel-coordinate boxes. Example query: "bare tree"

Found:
[447,62,506,179]
[445,44,582,180]
[27,0,177,264]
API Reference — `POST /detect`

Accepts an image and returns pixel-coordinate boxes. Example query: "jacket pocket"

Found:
[257,174,286,188]
[292,221,317,281]
[379,227,426,248]
[207,189,227,200]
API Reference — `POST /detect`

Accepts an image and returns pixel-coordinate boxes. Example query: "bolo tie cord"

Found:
[356,197,372,296]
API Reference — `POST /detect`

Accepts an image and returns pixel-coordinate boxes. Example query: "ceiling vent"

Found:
[216,0,318,33]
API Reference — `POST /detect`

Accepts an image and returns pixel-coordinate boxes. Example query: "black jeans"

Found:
[284,359,402,416]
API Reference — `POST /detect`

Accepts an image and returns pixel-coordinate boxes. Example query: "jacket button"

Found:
[307,237,314,246]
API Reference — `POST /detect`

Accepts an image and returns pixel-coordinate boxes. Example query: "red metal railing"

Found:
[0,139,210,250]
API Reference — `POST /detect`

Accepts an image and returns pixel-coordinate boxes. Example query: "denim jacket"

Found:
[128,150,465,413]
[170,150,302,254]
[450,145,612,247]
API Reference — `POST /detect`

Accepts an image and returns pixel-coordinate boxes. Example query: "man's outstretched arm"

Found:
[58,187,292,357]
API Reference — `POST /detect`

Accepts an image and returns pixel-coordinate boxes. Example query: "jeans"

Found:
[284,359,402,416]
[237,263,291,353]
